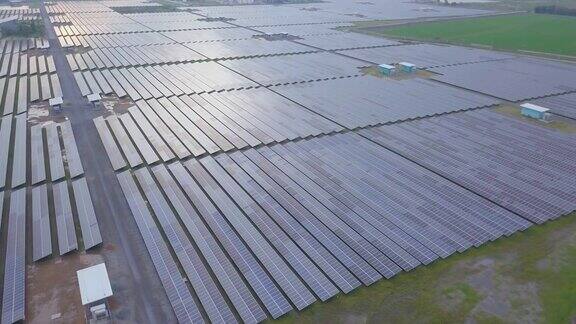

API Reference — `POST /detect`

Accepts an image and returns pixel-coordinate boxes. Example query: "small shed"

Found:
[399,62,417,73]
[520,103,550,120]
[87,93,101,109]
[49,96,63,112]
[378,63,396,76]
[77,263,113,322]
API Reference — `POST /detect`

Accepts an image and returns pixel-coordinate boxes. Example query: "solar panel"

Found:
[1,188,26,324]
[3,77,17,115]
[45,122,65,181]
[53,180,78,255]
[9,113,26,188]
[127,107,175,162]
[32,184,52,261]
[30,124,46,185]
[430,58,576,101]
[106,115,143,168]
[93,116,127,171]
[135,101,190,159]
[72,178,103,250]
[16,77,27,114]
[0,115,12,189]
[51,73,63,98]
[40,74,52,100]
[29,74,39,102]
[117,113,159,165]
[0,191,3,235]
[60,120,84,178]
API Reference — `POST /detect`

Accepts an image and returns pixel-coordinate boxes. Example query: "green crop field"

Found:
[355,14,576,56]
[270,212,576,324]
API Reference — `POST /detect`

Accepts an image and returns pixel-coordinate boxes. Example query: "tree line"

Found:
[534,5,576,17]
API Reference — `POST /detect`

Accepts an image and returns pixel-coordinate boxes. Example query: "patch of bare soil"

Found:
[26,252,104,324]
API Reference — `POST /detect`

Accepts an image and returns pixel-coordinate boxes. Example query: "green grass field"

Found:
[270,212,576,324]
[358,14,576,56]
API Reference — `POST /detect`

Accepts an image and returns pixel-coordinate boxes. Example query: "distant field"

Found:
[271,211,576,324]
[355,14,576,56]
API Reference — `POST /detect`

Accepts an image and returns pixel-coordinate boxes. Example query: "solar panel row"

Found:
[0,54,56,78]
[32,184,52,261]
[58,32,175,49]
[73,62,255,100]
[183,38,314,60]
[72,178,103,250]
[1,188,26,324]
[66,44,206,71]
[338,43,513,68]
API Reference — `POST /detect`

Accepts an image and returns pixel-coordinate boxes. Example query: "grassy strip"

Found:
[350,14,576,56]
[270,212,576,323]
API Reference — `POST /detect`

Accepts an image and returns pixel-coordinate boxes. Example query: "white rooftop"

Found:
[49,97,63,106]
[521,103,550,113]
[87,93,101,102]
[379,63,395,69]
[399,62,416,68]
[77,263,113,306]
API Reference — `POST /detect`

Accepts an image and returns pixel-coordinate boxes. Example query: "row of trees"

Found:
[534,5,576,17]
[1,20,44,37]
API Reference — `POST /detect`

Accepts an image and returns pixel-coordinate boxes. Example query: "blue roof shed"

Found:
[378,64,396,76]
[520,103,550,120]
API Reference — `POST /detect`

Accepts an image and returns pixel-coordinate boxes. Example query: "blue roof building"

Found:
[520,103,550,120]
[378,63,396,76]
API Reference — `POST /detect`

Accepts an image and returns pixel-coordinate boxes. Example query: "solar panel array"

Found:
[58,31,175,48]
[66,44,207,70]
[530,92,576,120]
[115,132,532,321]
[361,109,576,223]
[73,61,256,100]
[93,89,342,166]
[0,8,39,21]
[295,32,401,51]
[195,0,492,22]
[431,58,576,101]
[33,1,576,322]
[338,43,514,68]
[1,188,26,324]
[0,119,102,322]
[272,76,499,129]
[0,38,62,116]
[218,52,363,86]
